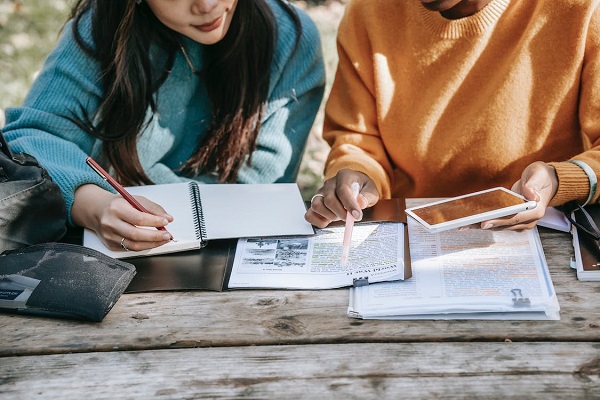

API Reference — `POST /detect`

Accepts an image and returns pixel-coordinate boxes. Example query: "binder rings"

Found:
[83,182,315,259]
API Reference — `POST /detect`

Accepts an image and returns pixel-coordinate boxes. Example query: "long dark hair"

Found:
[69,0,300,185]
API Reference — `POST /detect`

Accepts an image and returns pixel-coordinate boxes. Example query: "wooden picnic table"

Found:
[0,227,599,399]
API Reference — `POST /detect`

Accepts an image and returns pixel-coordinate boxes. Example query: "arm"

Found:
[3,15,174,250]
[486,6,600,231]
[547,6,600,206]
[2,15,115,223]
[305,2,390,227]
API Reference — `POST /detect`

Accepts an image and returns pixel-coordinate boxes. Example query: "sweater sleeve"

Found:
[2,14,115,224]
[236,4,325,184]
[549,5,600,206]
[321,1,396,199]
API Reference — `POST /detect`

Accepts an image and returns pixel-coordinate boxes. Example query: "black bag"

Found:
[0,243,136,321]
[0,130,67,251]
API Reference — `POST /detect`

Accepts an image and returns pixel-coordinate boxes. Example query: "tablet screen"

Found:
[410,189,525,225]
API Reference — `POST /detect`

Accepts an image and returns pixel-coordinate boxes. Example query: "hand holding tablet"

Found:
[405,187,538,233]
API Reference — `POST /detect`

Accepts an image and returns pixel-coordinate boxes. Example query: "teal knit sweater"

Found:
[3,0,325,223]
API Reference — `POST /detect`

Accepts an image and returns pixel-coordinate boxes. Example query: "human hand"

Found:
[72,184,174,251]
[481,161,558,231]
[304,169,379,228]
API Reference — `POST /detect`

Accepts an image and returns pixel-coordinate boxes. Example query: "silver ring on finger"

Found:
[120,237,131,251]
[310,193,325,204]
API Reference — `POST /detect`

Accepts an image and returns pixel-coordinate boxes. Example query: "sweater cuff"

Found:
[547,161,592,206]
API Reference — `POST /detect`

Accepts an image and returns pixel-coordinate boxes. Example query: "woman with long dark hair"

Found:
[4,0,325,251]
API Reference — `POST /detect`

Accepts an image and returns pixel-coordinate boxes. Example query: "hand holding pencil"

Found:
[72,157,173,252]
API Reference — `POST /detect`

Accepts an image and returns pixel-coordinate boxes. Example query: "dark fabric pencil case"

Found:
[0,242,135,322]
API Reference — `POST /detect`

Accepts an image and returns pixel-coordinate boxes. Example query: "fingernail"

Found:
[165,214,173,220]
[533,189,541,202]
[482,223,493,230]
[352,210,361,220]
[458,226,471,231]
[162,219,169,225]
[163,233,172,240]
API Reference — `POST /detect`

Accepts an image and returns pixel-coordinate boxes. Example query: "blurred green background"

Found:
[0,0,347,199]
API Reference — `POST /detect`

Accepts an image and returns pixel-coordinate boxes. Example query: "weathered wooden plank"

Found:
[1,342,598,399]
[1,230,598,357]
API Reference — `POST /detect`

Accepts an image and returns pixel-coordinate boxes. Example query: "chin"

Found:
[188,30,226,46]
[420,0,460,12]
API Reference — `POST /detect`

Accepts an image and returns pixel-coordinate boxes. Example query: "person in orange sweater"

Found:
[306,0,600,230]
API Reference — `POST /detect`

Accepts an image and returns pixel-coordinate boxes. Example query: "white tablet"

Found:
[405,187,538,233]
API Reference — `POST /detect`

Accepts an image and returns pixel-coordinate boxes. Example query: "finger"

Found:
[518,162,558,205]
[334,171,379,220]
[481,209,543,230]
[457,223,480,231]
[112,197,172,230]
[117,235,172,252]
[313,177,347,221]
[309,192,340,222]
[102,208,173,247]
[304,208,333,229]
[137,196,174,222]
[504,221,538,231]
[336,182,363,221]
[358,179,380,208]
[110,223,172,251]
[521,184,542,203]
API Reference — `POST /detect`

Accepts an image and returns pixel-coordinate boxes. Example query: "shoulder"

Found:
[62,7,96,51]
[513,0,600,18]
[36,8,98,77]
[267,0,321,49]
[338,0,405,38]
[544,0,600,9]
[266,0,323,71]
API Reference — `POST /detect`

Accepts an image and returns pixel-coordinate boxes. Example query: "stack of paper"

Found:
[348,206,560,320]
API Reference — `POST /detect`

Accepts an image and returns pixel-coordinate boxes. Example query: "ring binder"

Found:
[511,288,530,306]
[188,181,207,247]
[353,277,369,287]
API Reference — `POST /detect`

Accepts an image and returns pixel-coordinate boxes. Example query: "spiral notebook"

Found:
[83,182,314,259]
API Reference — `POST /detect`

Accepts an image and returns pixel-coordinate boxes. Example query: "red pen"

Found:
[85,156,171,235]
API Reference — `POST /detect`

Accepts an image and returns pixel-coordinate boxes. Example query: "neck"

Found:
[441,0,494,19]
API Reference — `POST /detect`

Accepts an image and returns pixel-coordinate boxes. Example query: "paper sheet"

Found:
[349,216,560,320]
[228,222,405,289]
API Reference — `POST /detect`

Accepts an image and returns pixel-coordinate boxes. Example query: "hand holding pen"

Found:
[85,156,173,250]
[304,169,379,229]
[341,182,361,267]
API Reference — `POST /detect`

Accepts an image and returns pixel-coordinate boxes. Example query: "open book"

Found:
[83,182,314,259]
[348,199,560,320]
[569,204,600,281]
[227,199,412,289]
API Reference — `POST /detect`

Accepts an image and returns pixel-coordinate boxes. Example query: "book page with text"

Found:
[228,222,405,289]
[349,205,559,320]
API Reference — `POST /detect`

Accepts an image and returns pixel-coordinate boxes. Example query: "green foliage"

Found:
[0,0,71,110]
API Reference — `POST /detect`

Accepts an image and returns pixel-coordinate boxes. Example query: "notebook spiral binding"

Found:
[188,182,208,247]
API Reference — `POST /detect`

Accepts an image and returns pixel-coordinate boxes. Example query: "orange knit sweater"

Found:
[323,0,600,206]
